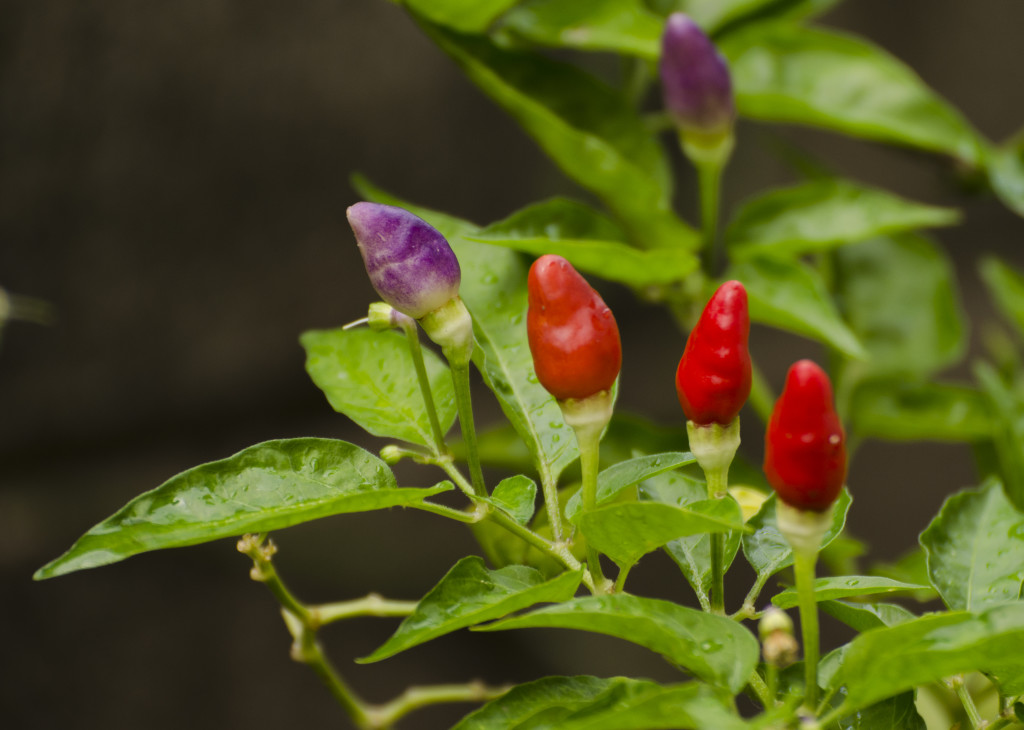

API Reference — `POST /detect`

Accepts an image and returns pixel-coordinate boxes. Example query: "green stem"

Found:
[239,535,372,727]
[451,362,487,497]
[747,669,773,709]
[706,465,728,615]
[765,663,778,708]
[401,319,447,456]
[953,675,984,730]
[312,594,418,627]
[366,681,511,729]
[540,472,565,543]
[697,158,724,276]
[410,499,480,524]
[793,546,821,712]
[576,420,610,593]
[613,564,632,594]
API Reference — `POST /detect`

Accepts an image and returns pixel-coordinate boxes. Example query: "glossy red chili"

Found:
[527,255,621,401]
[763,360,847,512]
[676,280,751,426]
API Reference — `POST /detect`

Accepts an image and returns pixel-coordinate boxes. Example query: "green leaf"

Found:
[352,176,579,489]
[976,363,1024,512]
[729,256,867,359]
[831,603,1024,713]
[500,0,663,59]
[578,499,747,569]
[831,689,926,730]
[819,600,916,633]
[678,0,840,34]
[639,470,744,609]
[836,234,965,378]
[989,130,1024,219]
[489,475,538,525]
[849,380,992,443]
[478,594,760,694]
[742,490,851,589]
[727,180,959,261]
[565,452,696,520]
[402,0,519,33]
[453,676,746,730]
[35,439,438,580]
[301,328,456,449]
[980,256,1024,338]
[417,20,698,251]
[471,198,698,287]
[600,413,688,465]
[361,557,581,662]
[920,479,1024,612]
[719,23,984,164]
[771,576,927,609]
[870,547,940,603]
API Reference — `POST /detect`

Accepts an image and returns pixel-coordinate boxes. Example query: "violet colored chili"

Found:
[527,255,621,401]
[676,280,751,426]
[659,13,735,138]
[347,202,461,320]
[764,360,847,512]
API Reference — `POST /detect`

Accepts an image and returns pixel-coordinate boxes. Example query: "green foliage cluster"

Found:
[36,1,1024,728]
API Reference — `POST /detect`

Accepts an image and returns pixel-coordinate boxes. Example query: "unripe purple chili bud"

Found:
[347,202,461,320]
[659,13,735,138]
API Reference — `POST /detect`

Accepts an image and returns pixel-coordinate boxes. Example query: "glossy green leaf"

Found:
[640,470,743,610]
[849,380,992,443]
[741,490,851,589]
[920,479,1024,612]
[578,499,746,569]
[831,603,1024,713]
[831,688,926,730]
[453,675,746,730]
[353,176,580,488]
[989,130,1024,218]
[565,452,696,520]
[727,180,959,261]
[677,0,840,34]
[301,328,456,448]
[819,600,916,633]
[417,20,698,251]
[35,439,439,580]
[500,0,663,59]
[729,256,867,359]
[489,475,538,525]
[402,0,519,33]
[719,23,983,164]
[471,198,698,287]
[980,256,1024,338]
[478,594,760,693]
[836,234,965,378]
[870,547,940,603]
[771,576,927,609]
[361,557,581,662]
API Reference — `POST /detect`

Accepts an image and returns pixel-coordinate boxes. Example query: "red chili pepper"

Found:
[675,280,751,426]
[527,255,621,401]
[764,359,847,512]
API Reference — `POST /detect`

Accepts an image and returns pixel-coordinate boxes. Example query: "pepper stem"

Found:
[561,391,615,594]
[776,501,834,714]
[450,362,487,498]
[682,131,734,277]
[687,419,740,613]
[399,318,448,457]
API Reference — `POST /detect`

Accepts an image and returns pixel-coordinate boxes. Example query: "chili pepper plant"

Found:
[35,2,1024,729]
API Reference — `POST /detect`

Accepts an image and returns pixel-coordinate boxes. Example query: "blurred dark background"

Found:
[3,1,1024,727]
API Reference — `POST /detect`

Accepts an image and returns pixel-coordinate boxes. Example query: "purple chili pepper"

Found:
[659,13,735,137]
[347,202,462,320]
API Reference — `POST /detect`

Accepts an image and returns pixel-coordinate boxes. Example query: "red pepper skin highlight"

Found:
[676,280,751,425]
[764,360,847,512]
[527,255,621,401]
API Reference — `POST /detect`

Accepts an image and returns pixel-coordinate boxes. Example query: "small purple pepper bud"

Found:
[659,13,735,139]
[347,202,462,320]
